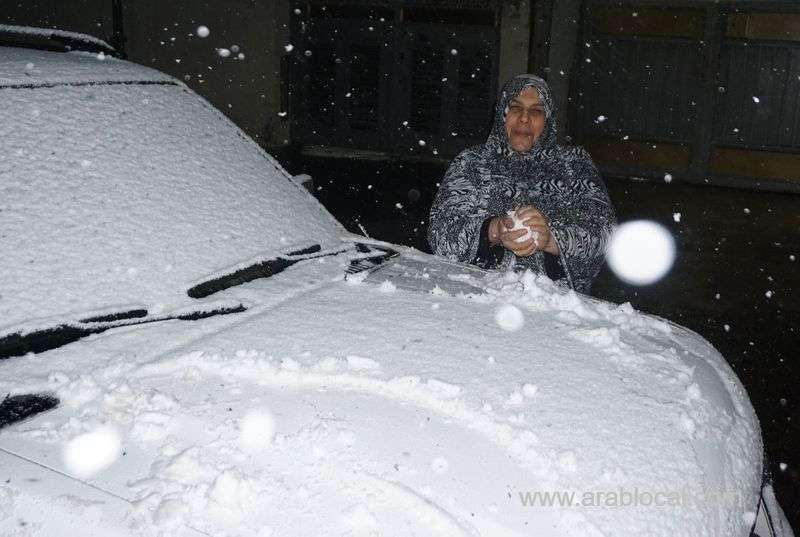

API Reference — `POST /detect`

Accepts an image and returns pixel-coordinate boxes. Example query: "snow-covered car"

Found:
[0,32,793,537]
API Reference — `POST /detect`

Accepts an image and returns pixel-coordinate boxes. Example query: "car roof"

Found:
[0,41,176,88]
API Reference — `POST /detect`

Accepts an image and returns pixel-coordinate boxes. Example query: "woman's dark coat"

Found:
[427,74,616,294]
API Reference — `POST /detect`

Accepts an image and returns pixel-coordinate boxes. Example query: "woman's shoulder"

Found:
[451,144,487,163]
[554,144,594,163]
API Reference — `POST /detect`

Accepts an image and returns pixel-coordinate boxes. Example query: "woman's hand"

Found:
[503,205,560,256]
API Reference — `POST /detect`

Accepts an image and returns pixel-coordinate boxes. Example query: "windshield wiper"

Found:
[0,304,245,360]
[346,243,399,275]
[0,393,59,429]
[188,244,350,299]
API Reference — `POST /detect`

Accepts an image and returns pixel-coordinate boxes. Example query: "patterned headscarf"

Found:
[485,74,559,159]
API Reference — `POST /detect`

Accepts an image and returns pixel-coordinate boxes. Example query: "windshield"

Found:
[0,81,344,332]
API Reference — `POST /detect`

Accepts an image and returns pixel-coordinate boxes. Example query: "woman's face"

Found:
[504,87,546,153]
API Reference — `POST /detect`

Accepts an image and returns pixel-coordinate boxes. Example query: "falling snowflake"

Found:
[196,25,210,38]
[606,220,675,285]
[62,426,122,478]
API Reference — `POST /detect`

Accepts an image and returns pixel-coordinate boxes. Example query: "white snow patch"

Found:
[557,451,578,474]
[606,220,675,285]
[345,271,369,285]
[522,383,538,398]
[494,303,525,331]
[378,280,397,293]
[342,503,378,528]
[238,408,276,453]
[346,355,380,370]
[685,383,702,400]
[62,425,122,478]
[425,378,462,399]
[431,457,450,473]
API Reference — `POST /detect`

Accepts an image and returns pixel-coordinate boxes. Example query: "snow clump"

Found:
[62,425,122,478]
[606,220,675,285]
[494,304,525,331]
[506,209,538,244]
[238,409,276,453]
[378,280,396,293]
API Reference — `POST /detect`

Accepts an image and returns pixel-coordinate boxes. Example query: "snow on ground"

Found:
[0,257,763,537]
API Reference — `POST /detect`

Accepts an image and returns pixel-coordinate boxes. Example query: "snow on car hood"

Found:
[0,251,763,537]
[0,58,344,332]
[0,46,173,86]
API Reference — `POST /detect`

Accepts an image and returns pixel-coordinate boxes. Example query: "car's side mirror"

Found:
[291,174,314,192]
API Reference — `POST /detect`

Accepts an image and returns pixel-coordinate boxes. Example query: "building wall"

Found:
[498,0,531,86]
[2,0,290,149]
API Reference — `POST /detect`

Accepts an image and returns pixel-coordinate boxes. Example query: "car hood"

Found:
[0,244,763,537]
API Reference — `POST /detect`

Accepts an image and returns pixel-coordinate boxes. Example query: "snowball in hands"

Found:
[507,209,539,246]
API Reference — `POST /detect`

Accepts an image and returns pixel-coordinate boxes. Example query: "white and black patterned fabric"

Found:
[428,74,616,294]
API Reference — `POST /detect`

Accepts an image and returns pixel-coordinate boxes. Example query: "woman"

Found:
[427,74,615,294]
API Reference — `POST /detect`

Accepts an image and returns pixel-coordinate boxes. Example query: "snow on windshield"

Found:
[0,82,344,332]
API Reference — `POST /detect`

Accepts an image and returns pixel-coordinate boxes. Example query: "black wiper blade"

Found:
[80,309,148,324]
[188,244,351,299]
[0,304,245,360]
[0,393,59,429]
[346,244,399,275]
